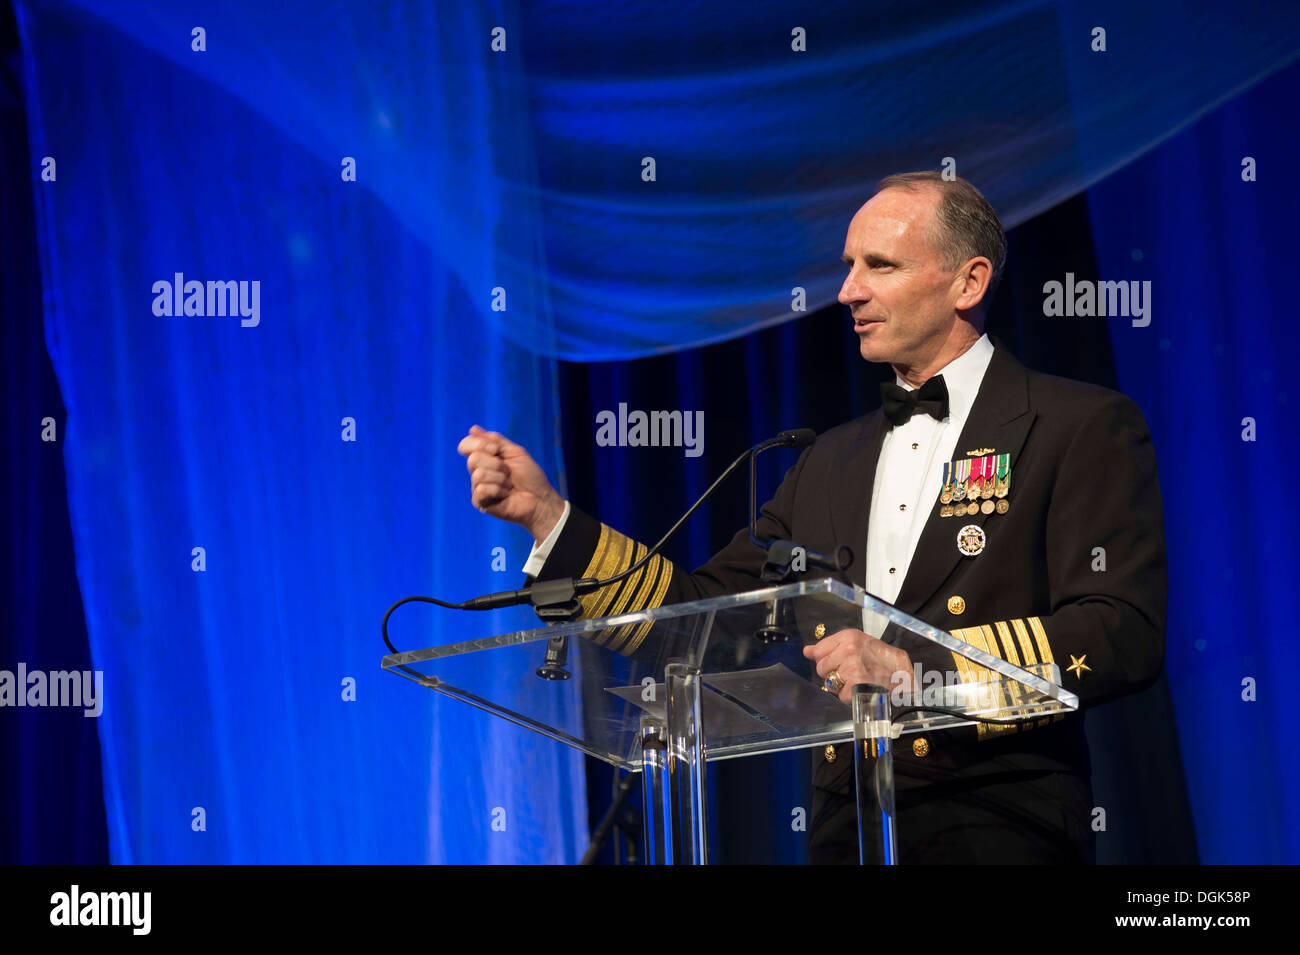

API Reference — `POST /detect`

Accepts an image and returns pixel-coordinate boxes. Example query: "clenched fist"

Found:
[802,628,914,705]
[457,425,565,541]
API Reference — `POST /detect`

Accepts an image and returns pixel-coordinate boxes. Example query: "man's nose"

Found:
[838,275,867,306]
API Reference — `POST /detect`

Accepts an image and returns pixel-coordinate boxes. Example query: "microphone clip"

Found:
[529,577,584,622]
[532,578,584,681]
[760,539,804,583]
[758,540,853,583]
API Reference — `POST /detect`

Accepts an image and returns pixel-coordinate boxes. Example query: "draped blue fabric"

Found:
[11,0,1298,863]
[14,0,585,863]
[1087,65,1300,864]
[518,0,1300,359]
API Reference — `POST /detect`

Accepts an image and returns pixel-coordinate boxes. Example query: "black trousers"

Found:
[810,769,1096,864]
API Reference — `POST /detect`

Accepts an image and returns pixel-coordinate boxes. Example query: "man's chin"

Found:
[858,338,892,364]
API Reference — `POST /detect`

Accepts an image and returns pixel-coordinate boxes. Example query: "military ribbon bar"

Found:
[952,458,970,501]
[969,455,986,497]
[995,453,1011,498]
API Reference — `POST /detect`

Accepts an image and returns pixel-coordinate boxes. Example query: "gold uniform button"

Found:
[813,623,826,639]
[823,744,838,763]
[912,736,931,757]
[947,595,966,615]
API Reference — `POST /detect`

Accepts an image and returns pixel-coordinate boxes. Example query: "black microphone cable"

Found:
[382,428,816,657]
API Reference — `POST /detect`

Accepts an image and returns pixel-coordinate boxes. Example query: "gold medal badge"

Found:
[980,455,996,499]
[968,455,986,502]
[956,524,987,557]
[951,458,969,501]
[994,452,1011,499]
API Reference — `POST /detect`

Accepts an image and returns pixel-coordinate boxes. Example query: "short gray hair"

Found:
[875,171,1007,304]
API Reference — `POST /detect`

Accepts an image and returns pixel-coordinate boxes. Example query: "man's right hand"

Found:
[457,425,565,541]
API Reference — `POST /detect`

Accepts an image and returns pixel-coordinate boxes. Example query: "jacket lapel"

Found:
[827,411,887,587]
[892,341,1036,616]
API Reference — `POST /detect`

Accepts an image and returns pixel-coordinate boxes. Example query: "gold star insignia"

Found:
[1067,654,1092,679]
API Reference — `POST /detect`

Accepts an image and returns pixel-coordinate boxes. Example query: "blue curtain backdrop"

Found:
[12,0,586,863]
[8,0,1298,863]
[1086,66,1300,864]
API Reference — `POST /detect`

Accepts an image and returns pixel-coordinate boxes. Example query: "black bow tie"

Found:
[880,375,949,428]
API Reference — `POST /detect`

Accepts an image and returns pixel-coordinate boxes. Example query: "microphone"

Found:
[745,431,852,583]
[747,430,814,549]
[759,539,852,580]
[742,429,848,642]
[757,428,816,452]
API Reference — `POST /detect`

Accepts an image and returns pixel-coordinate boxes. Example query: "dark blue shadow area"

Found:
[0,2,109,863]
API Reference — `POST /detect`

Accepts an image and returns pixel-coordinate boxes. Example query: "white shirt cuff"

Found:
[522,500,571,577]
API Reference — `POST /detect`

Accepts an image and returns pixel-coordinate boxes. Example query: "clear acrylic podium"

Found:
[382,578,1078,864]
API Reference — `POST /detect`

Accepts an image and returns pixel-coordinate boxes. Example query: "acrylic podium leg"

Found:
[640,718,669,864]
[851,683,898,865]
[664,661,708,864]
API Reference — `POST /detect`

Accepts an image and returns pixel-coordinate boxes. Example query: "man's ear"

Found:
[955,257,993,312]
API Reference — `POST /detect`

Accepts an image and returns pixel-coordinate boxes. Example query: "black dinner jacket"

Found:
[532,338,1168,789]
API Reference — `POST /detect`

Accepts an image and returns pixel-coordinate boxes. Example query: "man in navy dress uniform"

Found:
[459,172,1168,864]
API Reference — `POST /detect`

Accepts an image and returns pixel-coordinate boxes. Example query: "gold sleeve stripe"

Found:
[1027,615,1061,725]
[946,627,981,687]
[949,627,1012,740]
[605,541,650,618]
[948,626,995,683]
[974,626,1018,742]
[646,555,673,614]
[605,546,658,651]
[1027,616,1054,665]
[598,533,640,619]
[602,623,634,653]
[978,624,1006,667]
[970,625,1018,737]
[614,559,674,656]
[609,626,645,657]
[625,548,667,617]
[973,625,1001,671]
[576,523,619,621]
[971,626,998,676]
[579,529,635,621]
[993,620,1021,667]
[951,616,1062,742]
[946,617,1044,741]
[979,720,1018,739]
[580,523,616,580]
[612,622,646,656]
[569,524,677,656]
[1010,617,1038,667]
[990,621,1029,737]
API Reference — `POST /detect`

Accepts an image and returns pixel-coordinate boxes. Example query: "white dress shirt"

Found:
[523,499,571,578]
[865,334,994,604]
[524,335,996,602]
